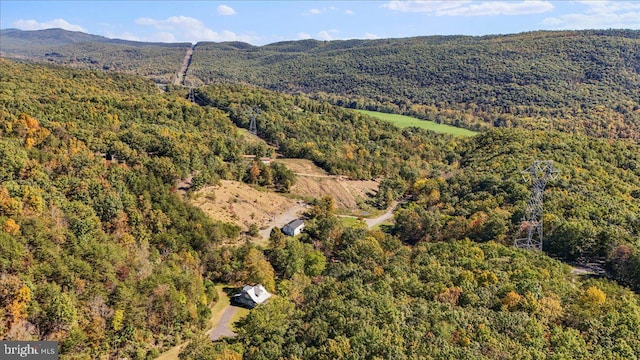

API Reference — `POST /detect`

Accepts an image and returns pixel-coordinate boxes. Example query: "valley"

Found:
[0,27,639,360]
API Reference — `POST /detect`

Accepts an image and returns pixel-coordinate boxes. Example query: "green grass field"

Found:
[355,110,478,137]
[340,216,367,228]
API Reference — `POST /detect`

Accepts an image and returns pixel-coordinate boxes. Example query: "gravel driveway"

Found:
[208,305,240,341]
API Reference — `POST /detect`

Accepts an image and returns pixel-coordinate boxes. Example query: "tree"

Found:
[243,248,276,292]
[34,283,77,335]
[581,286,606,308]
[271,162,295,192]
[268,227,286,249]
[2,219,20,235]
[304,250,326,276]
[7,285,30,328]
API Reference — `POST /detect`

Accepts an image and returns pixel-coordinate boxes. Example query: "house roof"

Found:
[284,219,304,229]
[239,284,271,305]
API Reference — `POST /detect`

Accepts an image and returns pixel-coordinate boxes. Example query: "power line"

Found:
[515,160,559,251]
[249,106,261,136]
[187,87,195,103]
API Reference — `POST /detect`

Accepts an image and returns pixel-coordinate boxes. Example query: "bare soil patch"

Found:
[277,159,378,211]
[190,160,379,240]
[191,180,297,232]
[277,158,329,176]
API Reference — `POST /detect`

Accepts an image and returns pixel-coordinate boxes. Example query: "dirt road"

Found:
[364,201,400,229]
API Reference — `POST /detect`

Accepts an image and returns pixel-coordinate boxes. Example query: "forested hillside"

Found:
[3,29,639,139]
[0,59,278,358]
[393,129,640,291]
[2,59,640,360]
[189,30,640,139]
[182,208,640,359]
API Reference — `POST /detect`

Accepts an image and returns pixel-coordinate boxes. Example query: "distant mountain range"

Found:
[2,27,639,139]
[0,28,190,48]
[0,28,191,83]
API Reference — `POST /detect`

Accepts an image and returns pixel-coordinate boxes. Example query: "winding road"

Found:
[363,201,400,229]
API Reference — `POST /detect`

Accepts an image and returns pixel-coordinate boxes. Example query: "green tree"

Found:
[243,248,276,292]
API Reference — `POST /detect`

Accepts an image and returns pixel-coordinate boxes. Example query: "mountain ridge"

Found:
[0,28,191,48]
[3,27,637,49]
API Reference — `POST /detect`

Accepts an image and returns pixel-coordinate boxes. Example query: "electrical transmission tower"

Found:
[187,87,195,103]
[514,160,559,251]
[249,107,260,136]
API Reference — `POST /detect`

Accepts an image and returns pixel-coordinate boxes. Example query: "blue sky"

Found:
[1,1,639,45]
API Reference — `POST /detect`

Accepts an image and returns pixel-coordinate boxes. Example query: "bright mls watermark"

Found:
[1,341,58,359]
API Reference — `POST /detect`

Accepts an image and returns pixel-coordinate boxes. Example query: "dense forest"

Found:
[189,83,640,292]
[394,129,640,291]
[182,203,640,359]
[1,56,639,360]
[0,59,294,358]
[3,29,639,139]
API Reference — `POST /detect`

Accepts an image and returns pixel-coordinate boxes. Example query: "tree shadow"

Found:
[223,286,241,298]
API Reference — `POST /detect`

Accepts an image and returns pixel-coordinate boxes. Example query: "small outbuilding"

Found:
[282,219,305,236]
[231,284,272,309]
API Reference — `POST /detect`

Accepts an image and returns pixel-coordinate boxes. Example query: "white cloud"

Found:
[317,30,334,41]
[134,15,260,43]
[316,29,339,41]
[305,6,343,15]
[217,5,237,16]
[13,18,86,32]
[383,1,469,13]
[149,32,178,43]
[575,1,640,14]
[297,29,377,42]
[383,1,554,16]
[106,31,140,41]
[542,12,640,29]
[135,16,202,30]
[363,32,380,39]
[441,1,554,16]
[345,9,355,15]
[542,1,640,29]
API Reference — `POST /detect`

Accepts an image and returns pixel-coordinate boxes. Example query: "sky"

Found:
[1,1,639,45]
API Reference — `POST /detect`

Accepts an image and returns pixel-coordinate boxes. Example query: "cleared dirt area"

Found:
[189,160,379,240]
[277,158,330,176]
[191,180,298,233]
[277,159,379,211]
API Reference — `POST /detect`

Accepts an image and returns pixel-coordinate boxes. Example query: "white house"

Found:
[282,219,305,236]
[231,284,272,309]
